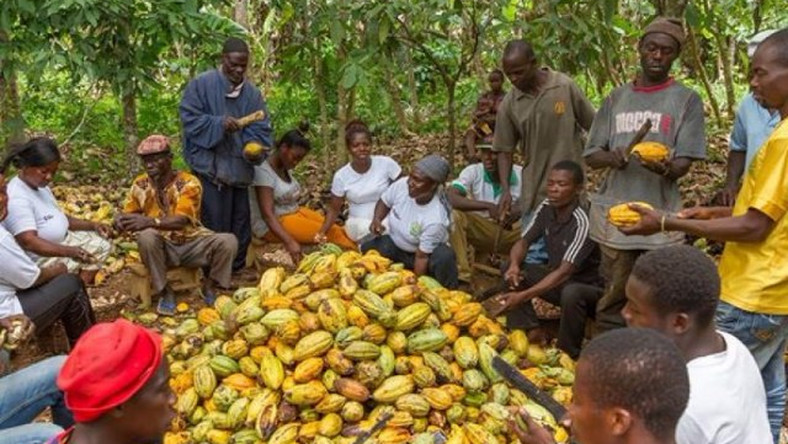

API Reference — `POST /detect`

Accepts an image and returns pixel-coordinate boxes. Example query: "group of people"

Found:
[0,15,787,444]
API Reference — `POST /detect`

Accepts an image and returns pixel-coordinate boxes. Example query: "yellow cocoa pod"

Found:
[319,412,343,437]
[607,202,654,227]
[261,296,293,310]
[421,387,453,410]
[284,380,327,406]
[169,371,193,394]
[222,373,256,391]
[315,393,347,414]
[632,141,670,162]
[463,422,498,444]
[347,304,370,328]
[293,357,324,383]
[197,307,221,326]
[298,421,321,441]
[268,423,299,444]
[377,427,411,444]
[373,375,415,403]
[451,302,482,327]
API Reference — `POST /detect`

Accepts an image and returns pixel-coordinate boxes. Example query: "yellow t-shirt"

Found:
[719,118,788,314]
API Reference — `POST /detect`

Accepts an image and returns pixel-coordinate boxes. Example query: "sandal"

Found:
[201,286,217,306]
[157,295,176,316]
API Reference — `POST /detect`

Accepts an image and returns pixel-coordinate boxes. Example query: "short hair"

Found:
[277,128,311,152]
[759,27,788,67]
[551,160,584,185]
[631,245,719,327]
[489,68,504,79]
[503,39,536,61]
[222,37,249,54]
[345,119,370,146]
[580,328,690,440]
[1,137,61,173]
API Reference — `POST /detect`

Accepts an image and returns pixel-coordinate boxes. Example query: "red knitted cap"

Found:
[57,319,162,422]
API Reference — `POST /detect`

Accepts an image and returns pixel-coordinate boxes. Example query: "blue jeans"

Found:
[0,356,72,444]
[716,301,788,444]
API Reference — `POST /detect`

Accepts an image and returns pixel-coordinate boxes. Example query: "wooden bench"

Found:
[127,263,202,308]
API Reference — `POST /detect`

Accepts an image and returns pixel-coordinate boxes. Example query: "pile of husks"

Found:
[157,246,574,444]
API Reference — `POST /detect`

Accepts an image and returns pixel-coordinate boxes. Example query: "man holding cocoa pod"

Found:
[583,17,706,334]
[620,28,788,443]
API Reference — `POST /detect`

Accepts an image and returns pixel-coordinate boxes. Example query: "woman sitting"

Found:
[2,138,112,285]
[316,120,401,243]
[0,168,95,349]
[250,129,355,263]
[362,154,458,289]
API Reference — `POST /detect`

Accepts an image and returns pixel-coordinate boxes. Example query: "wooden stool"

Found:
[246,236,267,270]
[127,263,203,308]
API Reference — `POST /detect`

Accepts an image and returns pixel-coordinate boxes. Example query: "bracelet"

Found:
[660,214,667,233]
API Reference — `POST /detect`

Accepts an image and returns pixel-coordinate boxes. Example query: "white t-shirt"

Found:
[381,178,449,254]
[0,225,41,318]
[4,177,70,257]
[331,156,401,220]
[451,163,523,217]
[249,160,302,238]
[676,331,771,444]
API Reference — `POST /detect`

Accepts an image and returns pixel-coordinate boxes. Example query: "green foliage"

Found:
[4,0,787,178]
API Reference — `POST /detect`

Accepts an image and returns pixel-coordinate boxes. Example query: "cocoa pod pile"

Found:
[158,245,574,444]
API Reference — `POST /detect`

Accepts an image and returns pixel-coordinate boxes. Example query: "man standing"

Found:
[621,28,788,443]
[114,135,237,315]
[493,39,595,263]
[583,18,706,333]
[448,140,522,283]
[717,30,780,205]
[179,37,273,273]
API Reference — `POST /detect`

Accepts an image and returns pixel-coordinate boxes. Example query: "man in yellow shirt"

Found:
[114,135,238,316]
[620,28,788,443]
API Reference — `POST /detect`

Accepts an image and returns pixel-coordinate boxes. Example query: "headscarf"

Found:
[414,154,452,222]
[57,320,162,423]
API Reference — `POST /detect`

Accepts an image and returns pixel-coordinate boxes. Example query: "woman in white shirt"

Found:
[316,120,401,243]
[250,129,356,263]
[362,154,458,289]
[0,168,95,349]
[2,138,111,285]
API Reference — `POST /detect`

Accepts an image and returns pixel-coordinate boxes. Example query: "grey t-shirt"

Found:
[249,160,301,238]
[583,79,706,250]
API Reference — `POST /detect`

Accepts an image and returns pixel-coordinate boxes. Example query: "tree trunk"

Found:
[446,80,457,170]
[715,34,736,118]
[686,27,723,127]
[234,0,249,29]
[0,31,24,147]
[313,56,332,175]
[404,48,422,127]
[121,89,140,174]
[0,69,24,147]
[382,58,411,136]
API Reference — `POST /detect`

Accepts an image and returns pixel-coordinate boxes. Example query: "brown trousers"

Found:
[450,210,520,281]
[136,229,237,294]
[595,245,645,334]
